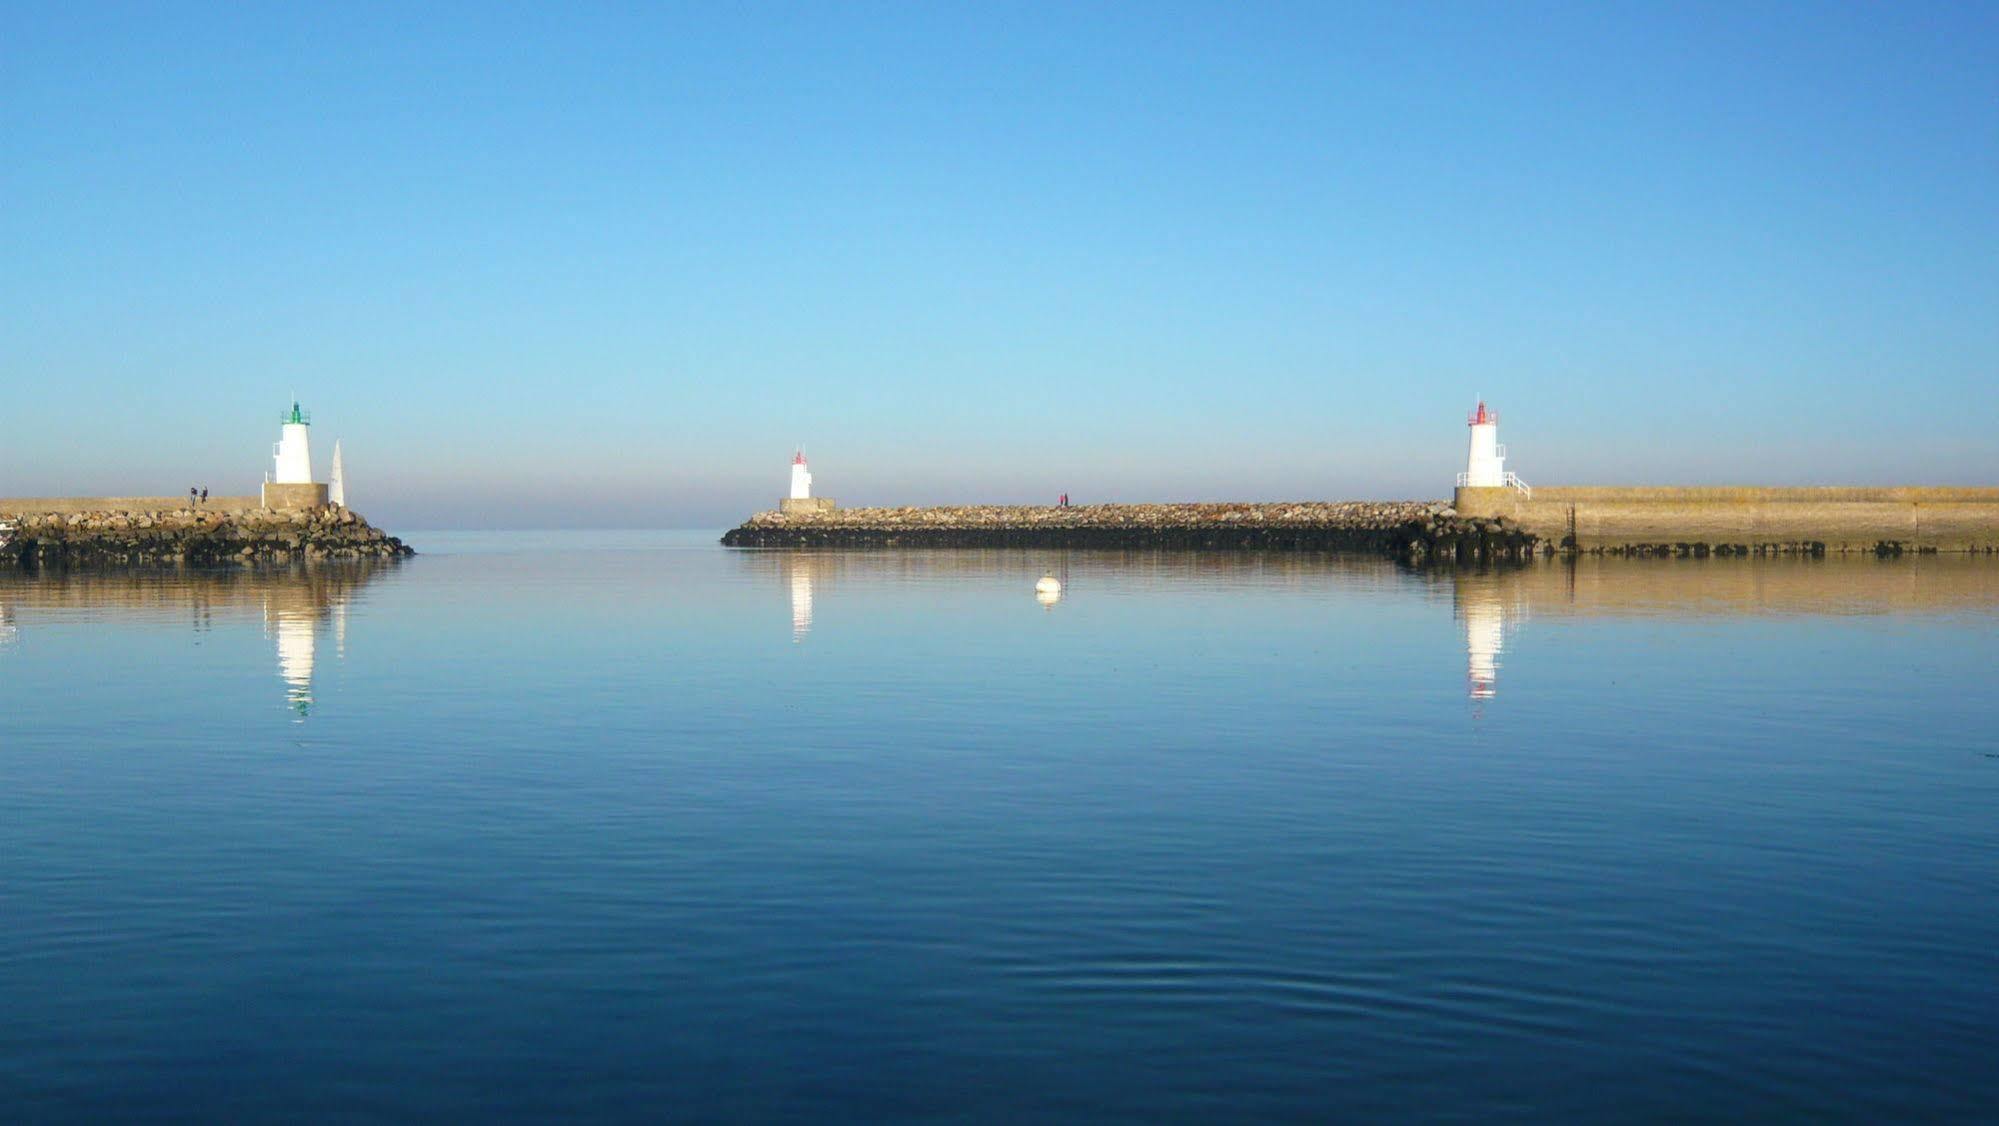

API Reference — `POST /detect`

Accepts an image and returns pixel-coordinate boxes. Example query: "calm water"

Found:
[3,533,1997,1121]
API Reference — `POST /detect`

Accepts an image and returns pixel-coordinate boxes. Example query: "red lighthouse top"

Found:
[1468,401,1496,427]
[793,450,807,465]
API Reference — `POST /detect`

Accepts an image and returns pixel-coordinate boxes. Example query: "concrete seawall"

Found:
[1454,486,1999,554]
[0,496,261,516]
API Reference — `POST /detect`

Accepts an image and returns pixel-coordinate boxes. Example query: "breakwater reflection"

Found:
[0,562,396,719]
[736,550,1999,704]
[734,549,1416,642]
[1446,555,1999,700]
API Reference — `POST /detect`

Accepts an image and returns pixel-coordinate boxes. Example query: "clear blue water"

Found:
[3,533,1997,1121]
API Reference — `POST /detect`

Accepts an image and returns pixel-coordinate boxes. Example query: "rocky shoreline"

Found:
[722,502,1537,563]
[0,507,414,567]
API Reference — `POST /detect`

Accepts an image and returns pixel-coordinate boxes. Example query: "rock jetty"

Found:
[1,506,414,567]
[722,502,1536,563]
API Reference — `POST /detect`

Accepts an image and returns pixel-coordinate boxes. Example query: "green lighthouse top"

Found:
[283,401,311,425]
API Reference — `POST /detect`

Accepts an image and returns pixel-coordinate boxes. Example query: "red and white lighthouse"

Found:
[789,451,813,500]
[1458,401,1527,492]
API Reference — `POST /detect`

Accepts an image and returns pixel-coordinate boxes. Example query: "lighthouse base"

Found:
[779,497,838,516]
[262,482,330,511]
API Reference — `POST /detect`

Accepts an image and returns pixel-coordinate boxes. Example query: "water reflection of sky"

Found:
[5,540,1999,1119]
[8,549,1999,724]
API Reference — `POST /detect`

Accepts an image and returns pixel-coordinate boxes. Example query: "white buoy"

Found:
[1035,574,1062,595]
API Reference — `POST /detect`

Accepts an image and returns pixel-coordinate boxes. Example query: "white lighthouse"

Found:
[790,451,813,500]
[261,400,331,510]
[778,449,836,514]
[273,401,314,484]
[1458,400,1528,494]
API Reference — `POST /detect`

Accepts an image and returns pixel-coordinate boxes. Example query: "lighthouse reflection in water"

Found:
[786,554,814,641]
[1454,571,1528,702]
[268,595,348,719]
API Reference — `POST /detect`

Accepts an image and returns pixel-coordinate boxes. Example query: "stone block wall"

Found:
[1455,486,1999,552]
[0,496,260,517]
[261,483,330,510]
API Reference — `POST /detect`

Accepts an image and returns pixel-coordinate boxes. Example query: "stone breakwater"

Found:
[2,507,414,567]
[722,502,1537,562]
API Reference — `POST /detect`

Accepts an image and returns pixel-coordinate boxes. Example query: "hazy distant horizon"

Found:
[4,5,1994,529]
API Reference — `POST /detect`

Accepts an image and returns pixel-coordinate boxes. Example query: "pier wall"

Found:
[723,502,1535,562]
[261,483,330,510]
[1454,486,1999,553]
[0,496,261,516]
[1,506,411,565]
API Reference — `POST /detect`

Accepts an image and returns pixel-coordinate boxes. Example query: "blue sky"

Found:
[3,3,1994,527]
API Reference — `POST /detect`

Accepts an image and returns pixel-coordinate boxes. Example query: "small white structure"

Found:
[1457,400,1530,495]
[329,441,346,508]
[790,451,813,500]
[273,401,314,484]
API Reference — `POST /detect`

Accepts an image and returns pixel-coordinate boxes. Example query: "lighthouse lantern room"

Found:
[1457,401,1530,495]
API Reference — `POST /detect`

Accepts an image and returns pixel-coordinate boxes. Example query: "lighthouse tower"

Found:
[778,450,836,515]
[790,451,813,500]
[261,401,331,510]
[274,401,313,484]
[1458,401,1527,493]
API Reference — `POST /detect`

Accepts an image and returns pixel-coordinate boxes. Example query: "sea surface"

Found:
[3,532,1996,1121]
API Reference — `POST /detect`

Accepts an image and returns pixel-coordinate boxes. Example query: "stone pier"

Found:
[1454,486,1999,555]
[723,502,1536,563]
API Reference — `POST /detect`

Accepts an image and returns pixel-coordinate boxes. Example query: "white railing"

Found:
[1456,472,1533,498]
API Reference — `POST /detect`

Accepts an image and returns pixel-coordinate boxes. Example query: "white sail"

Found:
[329,441,346,507]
